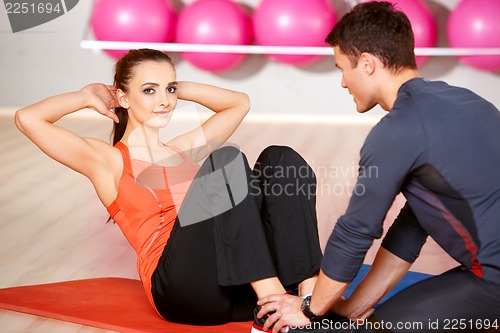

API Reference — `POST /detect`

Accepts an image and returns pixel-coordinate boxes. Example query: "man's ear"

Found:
[116,89,129,109]
[358,52,377,76]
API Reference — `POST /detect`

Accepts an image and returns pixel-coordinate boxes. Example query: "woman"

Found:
[15,49,322,330]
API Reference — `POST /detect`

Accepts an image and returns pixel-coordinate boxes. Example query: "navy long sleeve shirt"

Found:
[322,78,500,285]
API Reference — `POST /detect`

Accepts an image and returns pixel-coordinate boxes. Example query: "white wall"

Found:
[1,0,499,117]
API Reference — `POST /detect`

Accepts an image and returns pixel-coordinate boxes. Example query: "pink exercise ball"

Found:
[447,0,500,72]
[253,0,337,66]
[91,0,176,60]
[365,0,437,66]
[175,0,253,73]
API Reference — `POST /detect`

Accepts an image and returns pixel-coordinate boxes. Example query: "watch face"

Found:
[301,298,308,311]
[301,296,314,318]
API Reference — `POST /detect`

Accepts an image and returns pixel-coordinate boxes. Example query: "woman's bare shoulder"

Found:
[82,138,125,206]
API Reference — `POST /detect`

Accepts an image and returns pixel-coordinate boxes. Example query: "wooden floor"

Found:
[0,110,457,332]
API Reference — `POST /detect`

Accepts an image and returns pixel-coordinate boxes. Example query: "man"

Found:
[257,2,500,332]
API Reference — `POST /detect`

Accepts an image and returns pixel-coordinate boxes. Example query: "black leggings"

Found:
[151,146,322,325]
[360,267,500,333]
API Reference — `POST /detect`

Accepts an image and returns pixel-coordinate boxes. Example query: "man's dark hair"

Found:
[325,1,417,71]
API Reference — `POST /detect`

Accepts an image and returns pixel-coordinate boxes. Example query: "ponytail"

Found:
[111,107,128,145]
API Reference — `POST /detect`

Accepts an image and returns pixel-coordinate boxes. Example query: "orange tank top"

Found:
[107,142,200,310]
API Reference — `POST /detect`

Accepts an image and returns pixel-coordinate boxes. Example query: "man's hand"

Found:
[257,294,310,333]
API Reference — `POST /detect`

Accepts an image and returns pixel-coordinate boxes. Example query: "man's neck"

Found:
[379,68,420,111]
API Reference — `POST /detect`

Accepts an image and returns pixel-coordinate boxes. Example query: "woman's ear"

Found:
[116,89,129,109]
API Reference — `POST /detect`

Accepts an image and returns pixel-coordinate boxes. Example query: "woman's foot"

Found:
[252,304,289,333]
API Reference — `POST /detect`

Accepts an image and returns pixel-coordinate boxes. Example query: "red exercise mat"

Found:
[0,278,251,333]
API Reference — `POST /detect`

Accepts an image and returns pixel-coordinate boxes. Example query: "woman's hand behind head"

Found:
[80,83,120,123]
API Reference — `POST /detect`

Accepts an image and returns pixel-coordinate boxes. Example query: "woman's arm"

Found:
[168,81,250,160]
[14,84,120,180]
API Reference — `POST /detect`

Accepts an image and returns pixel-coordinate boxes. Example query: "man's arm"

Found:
[331,248,411,319]
[310,270,349,316]
[333,203,428,319]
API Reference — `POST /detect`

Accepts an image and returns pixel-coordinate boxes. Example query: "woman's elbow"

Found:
[14,107,39,135]
[14,108,28,133]
[240,93,251,115]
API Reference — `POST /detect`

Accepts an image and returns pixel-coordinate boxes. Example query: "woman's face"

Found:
[119,60,178,129]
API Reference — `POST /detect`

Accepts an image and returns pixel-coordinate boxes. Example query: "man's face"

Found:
[333,46,377,113]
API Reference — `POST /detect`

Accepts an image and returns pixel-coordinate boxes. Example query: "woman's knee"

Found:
[197,145,250,177]
[258,145,298,162]
[208,146,250,169]
[211,145,241,162]
[256,145,315,179]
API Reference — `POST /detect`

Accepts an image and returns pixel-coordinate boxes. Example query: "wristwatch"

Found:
[300,295,322,322]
